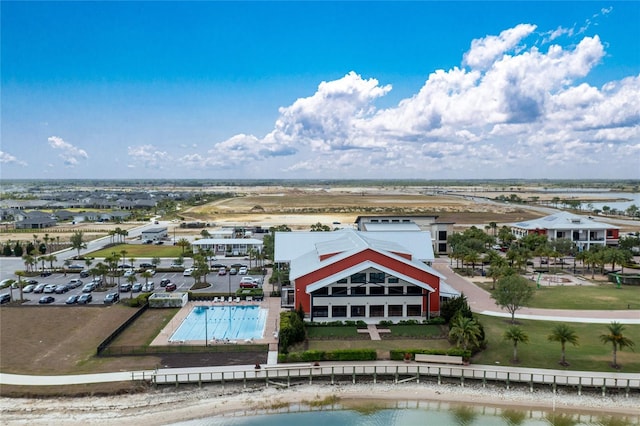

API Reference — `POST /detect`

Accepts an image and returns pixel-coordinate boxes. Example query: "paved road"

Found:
[433,258,640,324]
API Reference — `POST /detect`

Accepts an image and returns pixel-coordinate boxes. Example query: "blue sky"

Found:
[2,1,639,180]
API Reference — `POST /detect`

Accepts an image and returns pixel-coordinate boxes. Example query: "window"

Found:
[369,272,385,283]
[388,277,399,283]
[407,305,421,316]
[388,305,403,316]
[370,305,384,317]
[351,305,366,317]
[332,306,347,317]
[332,286,347,295]
[337,278,347,284]
[369,286,385,295]
[438,230,447,240]
[312,287,328,296]
[350,273,366,283]
[312,306,328,318]
[351,286,366,295]
[406,286,422,295]
[388,286,404,295]
[557,231,565,238]
[438,243,447,252]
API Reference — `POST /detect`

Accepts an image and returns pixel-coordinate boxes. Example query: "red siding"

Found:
[294,248,441,315]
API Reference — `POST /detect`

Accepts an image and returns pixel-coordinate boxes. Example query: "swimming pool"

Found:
[169,305,267,342]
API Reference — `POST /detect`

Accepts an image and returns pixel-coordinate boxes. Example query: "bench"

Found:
[414,354,465,365]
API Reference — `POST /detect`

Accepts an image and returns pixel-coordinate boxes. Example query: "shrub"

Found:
[379,320,393,327]
[428,317,446,325]
[280,349,377,363]
[279,311,305,354]
[389,348,470,361]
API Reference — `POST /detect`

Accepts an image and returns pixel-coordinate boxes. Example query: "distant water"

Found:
[171,399,639,425]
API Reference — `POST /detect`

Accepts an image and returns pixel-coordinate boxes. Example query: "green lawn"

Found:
[472,315,640,372]
[298,319,639,373]
[476,281,640,310]
[89,244,186,259]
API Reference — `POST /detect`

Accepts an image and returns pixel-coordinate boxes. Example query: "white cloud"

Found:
[47,136,88,167]
[0,151,27,166]
[187,23,638,178]
[127,145,170,169]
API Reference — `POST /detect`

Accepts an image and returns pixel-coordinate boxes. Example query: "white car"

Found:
[183,268,194,277]
[169,263,185,270]
[238,266,248,275]
[124,270,136,277]
[145,269,156,276]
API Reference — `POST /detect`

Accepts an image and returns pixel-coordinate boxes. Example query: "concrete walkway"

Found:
[433,258,640,324]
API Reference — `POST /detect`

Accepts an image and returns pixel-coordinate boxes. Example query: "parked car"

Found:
[104,292,119,304]
[68,264,84,270]
[139,262,153,269]
[238,266,248,275]
[33,283,46,294]
[0,293,11,304]
[124,270,136,277]
[67,279,83,288]
[117,264,134,269]
[169,263,184,269]
[154,240,164,245]
[229,267,238,275]
[43,284,57,294]
[120,283,132,292]
[82,283,95,293]
[211,263,225,269]
[141,282,154,292]
[65,294,79,304]
[23,284,36,293]
[132,282,143,292]
[183,268,194,277]
[165,283,177,292]
[40,271,52,277]
[143,239,153,244]
[77,293,92,304]
[38,295,55,304]
[26,279,38,285]
[160,278,171,287]
[79,270,90,278]
[145,269,156,276]
[240,277,259,288]
[217,268,227,276]
[54,284,69,294]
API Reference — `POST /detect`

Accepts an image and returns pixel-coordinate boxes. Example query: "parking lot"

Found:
[14,258,266,306]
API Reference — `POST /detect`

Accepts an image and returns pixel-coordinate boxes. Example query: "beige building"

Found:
[354,215,454,254]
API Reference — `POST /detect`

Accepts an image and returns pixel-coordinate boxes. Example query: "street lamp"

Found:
[228,269,231,298]
[204,306,208,347]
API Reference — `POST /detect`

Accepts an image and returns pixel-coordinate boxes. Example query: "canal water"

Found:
[171,398,639,425]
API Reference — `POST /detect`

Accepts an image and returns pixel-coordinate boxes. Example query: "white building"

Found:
[510,212,620,251]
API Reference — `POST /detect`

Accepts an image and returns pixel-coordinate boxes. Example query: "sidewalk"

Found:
[432,258,640,324]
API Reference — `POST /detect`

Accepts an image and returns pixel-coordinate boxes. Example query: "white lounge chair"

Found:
[235,297,241,303]
[228,296,233,302]
[246,296,253,302]
[213,297,219,303]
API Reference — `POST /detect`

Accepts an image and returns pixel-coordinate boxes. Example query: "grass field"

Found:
[89,244,186,259]
[475,281,640,310]
[473,315,640,372]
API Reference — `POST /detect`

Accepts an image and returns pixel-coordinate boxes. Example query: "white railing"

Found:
[149,363,639,396]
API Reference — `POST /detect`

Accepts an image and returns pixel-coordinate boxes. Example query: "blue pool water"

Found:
[169,305,267,342]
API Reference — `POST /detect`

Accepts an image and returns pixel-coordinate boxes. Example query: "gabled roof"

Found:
[511,211,618,231]
[275,228,434,263]
[305,260,438,294]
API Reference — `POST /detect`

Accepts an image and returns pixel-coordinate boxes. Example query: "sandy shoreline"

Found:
[1,382,638,424]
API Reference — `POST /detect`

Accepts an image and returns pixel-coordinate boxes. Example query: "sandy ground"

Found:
[1,382,638,424]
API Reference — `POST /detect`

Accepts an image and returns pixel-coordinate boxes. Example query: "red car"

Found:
[165,283,177,292]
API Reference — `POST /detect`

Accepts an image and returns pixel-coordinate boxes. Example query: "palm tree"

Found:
[176,238,191,255]
[448,315,482,352]
[46,254,57,270]
[126,274,137,298]
[600,322,635,369]
[70,231,87,258]
[140,270,153,289]
[547,324,579,366]
[503,325,529,363]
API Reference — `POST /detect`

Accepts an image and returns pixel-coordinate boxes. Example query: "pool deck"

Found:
[150,295,283,357]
